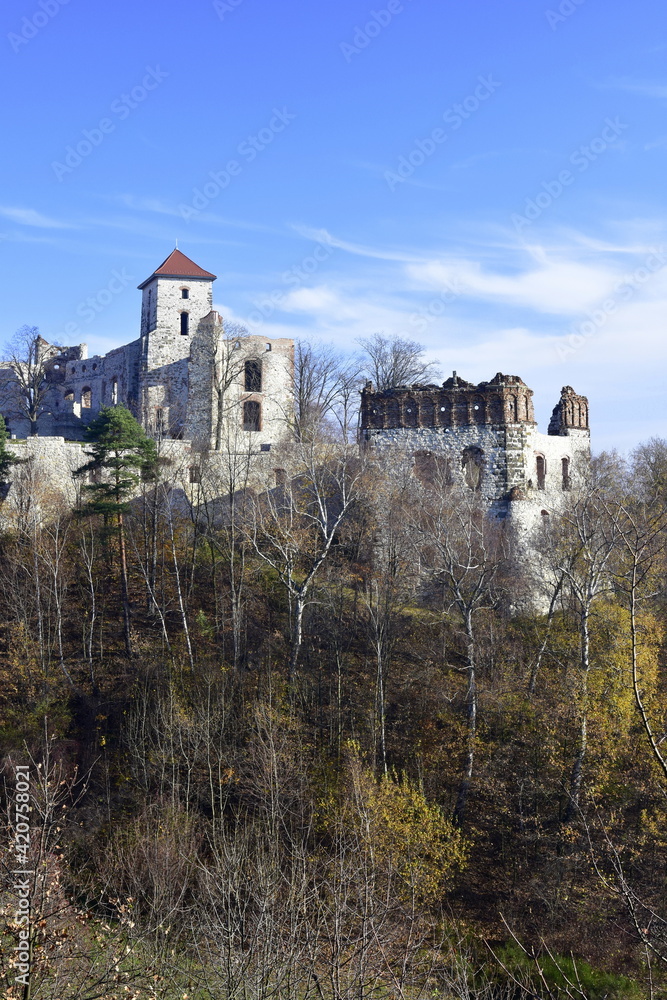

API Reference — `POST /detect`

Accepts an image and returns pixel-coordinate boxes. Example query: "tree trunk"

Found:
[117,511,134,658]
[289,590,306,682]
[453,619,477,826]
[565,605,590,821]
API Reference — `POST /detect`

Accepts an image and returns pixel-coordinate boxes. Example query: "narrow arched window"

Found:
[243,400,261,431]
[81,387,92,408]
[111,378,118,405]
[189,466,201,484]
[180,312,189,336]
[404,397,418,427]
[562,457,571,491]
[462,446,484,491]
[181,288,189,299]
[508,395,518,422]
[536,455,546,490]
[245,359,262,392]
[386,398,400,427]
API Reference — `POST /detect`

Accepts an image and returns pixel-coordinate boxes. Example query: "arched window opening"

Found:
[64,389,74,403]
[386,398,400,427]
[155,407,165,436]
[181,288,189,299]
[507,395,518,422]
[472,397,485,424]
[274,467,287,486]
[562,457,571,491]
[180,312,189,336]
[489,396,504,423]
[404,397,418,427]
[524,396,530,420]
[243,400,261,432]
[245,359,262,392]
[265,343,272,352]
[370,403,384,428]
[111,378,118,405]
[581,404,588,428]
[81,387,92,409]
[536,455,546,490]
[462,446,484,491]
[437,399,452,426]
[189,466,201,484]
[420,397,434,427]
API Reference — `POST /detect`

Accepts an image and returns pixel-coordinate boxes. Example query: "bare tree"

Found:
[248,439,365,680]
[358,333,441,390]
[293,339,363,441]
[3,326,59,437]
[411,479,506,825]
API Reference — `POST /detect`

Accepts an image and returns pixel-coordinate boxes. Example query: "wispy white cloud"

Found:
[0,206,75,229]
[603,77,667,99]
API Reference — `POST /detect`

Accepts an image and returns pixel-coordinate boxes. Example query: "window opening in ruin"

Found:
[180,312,190,336]
[245,359,262,393]
[562,457,571,491]
[64,389,74,402]
[421,397,434,426]
[508,395,518,421]
[81,387,92,408]
[189,466,201,484]
[275,468,287,486]
[181,288,189,299]
[265,343,271,351]
[473,397,485,424]
[536,455,546,490]
[111,379,118,405]
[404,398,418,427]
[156,407,165,435]
[386,398,399,427]
[462,446,484,491]
[260,443,271,452]
[243,400,261,432]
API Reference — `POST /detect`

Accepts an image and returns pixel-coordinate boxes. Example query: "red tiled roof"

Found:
[138,249,216,288]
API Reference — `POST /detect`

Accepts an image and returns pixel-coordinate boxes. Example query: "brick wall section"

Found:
[361,372,591,510]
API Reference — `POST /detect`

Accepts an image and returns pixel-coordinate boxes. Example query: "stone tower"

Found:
[137,249,217,437]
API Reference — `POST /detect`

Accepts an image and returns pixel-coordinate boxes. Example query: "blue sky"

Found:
[1,0,665,450]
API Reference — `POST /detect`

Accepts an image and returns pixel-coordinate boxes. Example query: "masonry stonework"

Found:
[0,250,294,455]
[360,372,591,517]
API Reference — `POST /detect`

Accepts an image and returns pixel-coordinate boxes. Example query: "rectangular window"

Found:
[245,359,262,392]
[180,312,189,336]
[243,400,261,432]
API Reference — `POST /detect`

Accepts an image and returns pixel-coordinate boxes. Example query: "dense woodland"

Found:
[1,337,667,999]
